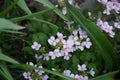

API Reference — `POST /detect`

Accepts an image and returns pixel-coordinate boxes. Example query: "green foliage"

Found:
[0,18,24,33]
[65,0,118,71]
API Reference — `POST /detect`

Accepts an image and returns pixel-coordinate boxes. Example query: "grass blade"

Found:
[0,0,19,17]
[11,8,52,22]
[65,0,118,71]
[91,70,119,80]
[0,63,14,80]
[0,52,19,64]
[35,0,69,21]
[16,0,32,14]
[0,18,24,30]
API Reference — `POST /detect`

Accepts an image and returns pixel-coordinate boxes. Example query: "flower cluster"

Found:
[45,28,92,60]
[96,18,120,38]
[63,64,95,80]
[96,18,115,37]
[97,0,120,15]
[23,62,49,80]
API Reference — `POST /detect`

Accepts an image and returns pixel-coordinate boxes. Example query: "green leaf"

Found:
[0,52,19,64]
[16,0,32,14]
[33,32,48,45]
[35,0,69,21]
[65,1,118,71]
[0,0,19,17]
[91,70,119,80]
[14,64,74,80]
[0,18,25,31]
[11,8,52,22]
[0,63,14,80]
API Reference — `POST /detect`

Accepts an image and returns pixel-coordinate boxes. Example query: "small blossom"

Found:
[63,70,71,76]
[83,38,92,49]
[23,72,32,80]
[42,75,49,80]
[83,76,89,80]
[62,7,67,15]
[35,66,44,75]
[48,36,59,46]
[90,68,95,77]
[88,12,92,16]
[114,22,120,29]
[78,64,87,71]
[97,0,108,4]
[31,42,41,51]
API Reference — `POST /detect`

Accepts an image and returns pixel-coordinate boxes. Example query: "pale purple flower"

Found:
[83,76,89,80]
[42,75,49,80]
[83,38,92,49]
[97,0,108,4]
[31,42,41,51]
[35,54,43,59]
[114,22,120,29]
[90,68,95,77]
[48,36,59,46]
[62,39,74,49]
[35,66,44,75]
[68,0,73,4]
[63,70,71,76]
[57,32,66,40]
[23,72,32,80]
[70,73,75,78]
[64,52,72,60]
[78,64,87,71]
[62,7,67,15]
[44,54,50,61]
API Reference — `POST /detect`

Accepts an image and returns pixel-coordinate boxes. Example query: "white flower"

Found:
[88,12,92,16]
[78,64,87,71]
[48,36,59,46]
[90,68,95,77]
[31,42,41,51]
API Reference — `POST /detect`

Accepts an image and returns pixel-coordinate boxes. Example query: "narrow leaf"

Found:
[16,0,32,14]
[11,9,52,22]
[91,70,119,80]
[0,52,19,64]
[0,0,19,17]
[0,18,25,30]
